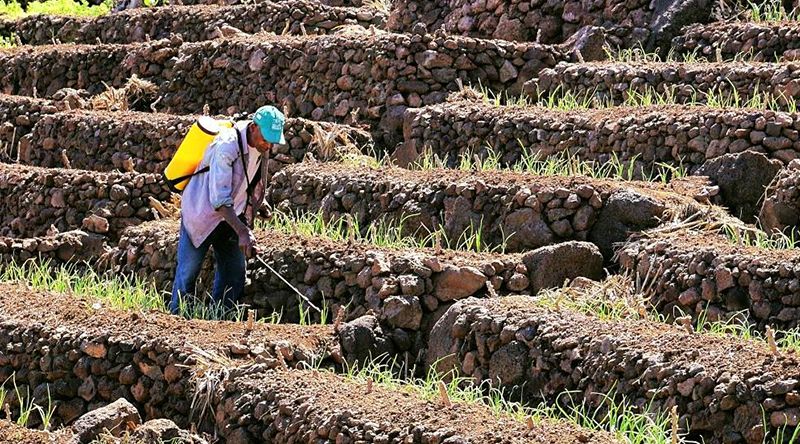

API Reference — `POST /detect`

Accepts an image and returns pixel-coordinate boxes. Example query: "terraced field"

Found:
[3,0,800,442]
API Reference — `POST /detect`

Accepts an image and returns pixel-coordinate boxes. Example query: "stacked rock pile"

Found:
[619,229,800,331]
[428,295,800,443]
[672,21,800,62]
[0,163,175,239]
[22,110,373,173]
[266,162,706,257]
[0,0,385,45]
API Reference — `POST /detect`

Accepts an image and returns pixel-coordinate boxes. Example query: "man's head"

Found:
[248,105,286,153]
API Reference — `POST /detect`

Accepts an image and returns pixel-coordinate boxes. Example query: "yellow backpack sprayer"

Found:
[164,116,234,192]
[163,113,322,314]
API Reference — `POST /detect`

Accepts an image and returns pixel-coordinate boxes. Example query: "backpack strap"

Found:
[164,166,209,192]
[236,129,263,224]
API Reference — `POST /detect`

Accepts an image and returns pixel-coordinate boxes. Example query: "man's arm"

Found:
[208,134,256,257]
[219,205,256,258]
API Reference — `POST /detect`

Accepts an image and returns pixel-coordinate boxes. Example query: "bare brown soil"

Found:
[244,368,621,444]
[290,161,705,206]
[637,228,800,262]
[581,60,788,68]
[130,217,527,266]
[444,99,788,122]
[492,296,800,377]
[0,282,334,356]
[0,421,71,444]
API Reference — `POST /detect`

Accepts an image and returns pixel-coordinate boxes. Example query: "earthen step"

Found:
[0,282,336,428]
[400,100,800,170]
[618,226,800,331]
[0,0,385,46]
[387,0,712,49]
[98,219,603,354]
[0,281,618,443]
[215,366,619,443]
[428,294,800,442]
[266,161,709,257]
[672,21,800,62]
[0,32,567,138]
[529,61,800,111]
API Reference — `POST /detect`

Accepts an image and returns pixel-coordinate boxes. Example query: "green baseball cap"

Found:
[253,105,286,144]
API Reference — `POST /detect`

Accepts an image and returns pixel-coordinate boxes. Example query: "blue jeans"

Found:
[169,220,246,314]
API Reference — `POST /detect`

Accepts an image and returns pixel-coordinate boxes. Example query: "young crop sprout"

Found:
[341,355,691,443]
[0,34,17,49]
[747,0,799,22]
[259,209,510,253]
[0,259,255,321]
[722,223,800,250]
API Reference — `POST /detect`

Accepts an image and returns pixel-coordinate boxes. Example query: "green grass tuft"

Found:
[0,0,111,19]
[341,356,688,443]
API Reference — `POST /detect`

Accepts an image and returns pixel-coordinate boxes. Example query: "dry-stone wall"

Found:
[618,230,800,331]
[672,22,800,62]
[761,159,800,235]
[22,110,373,174]
[0,163,176,240]
[400,101,800,169]
[0,94,57,162]
[388,0,712,48]
[102,219,604,361]
[164,0,367,7]
[213,366,617,443]
[428,296,800,443]
[0,41,143,96]
[0,283,336,429]
[154,31,567,138]
[0,33,568,142]
[0,1,385,46]
[0,230,107,264]
[530,61,800,110]
[266,162,706,257]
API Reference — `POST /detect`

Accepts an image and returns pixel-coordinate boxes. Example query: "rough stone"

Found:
[523,242,604,292]
[434,265,486,301]
[70,398,141,443]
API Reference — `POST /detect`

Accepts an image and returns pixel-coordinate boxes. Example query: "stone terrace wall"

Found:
[0,33,568,142]
[214,367,617,443]
[22,110,374,174]
[102,219,604,360]
[167,0,366,7]
[0,1,385,46]
[387,0,712,48]
[530,61,800,111]
[400,101,800,170]
[672,22,800,62]
[0,230,107,264]
[428,296,800,443]
[0,284,336,429]
[0,40,152,97]
[761,160,800,235]
[0,163,176,240]
[0,95,57,162]
[156,32,567,139]
[266,163,707,257]
[618,230,800,331]
[0,287,615,443]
